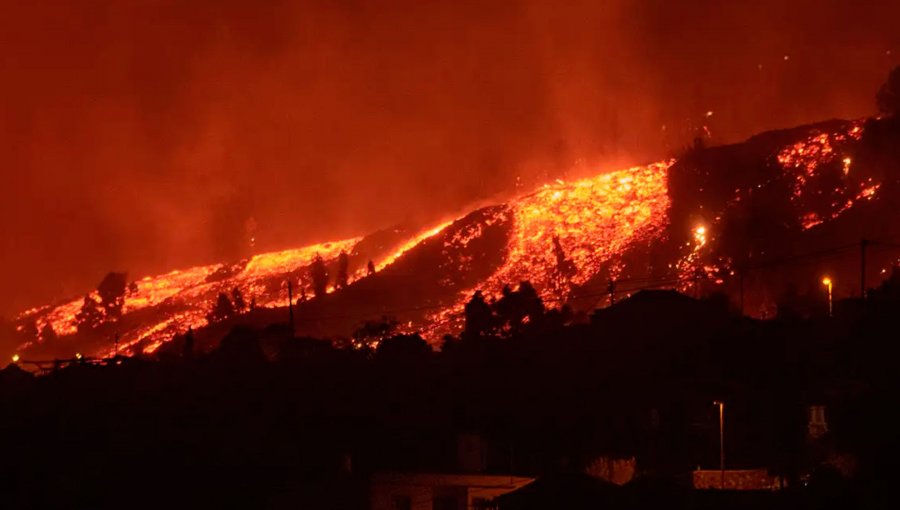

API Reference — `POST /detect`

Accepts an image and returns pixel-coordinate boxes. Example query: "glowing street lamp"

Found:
[822,276,833,317]
[713,401,725,489]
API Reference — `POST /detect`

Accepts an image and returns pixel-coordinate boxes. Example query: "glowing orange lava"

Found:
[13,120,886,358]
[18,238,360,355]
[486,161,673,300]
[425,161,673,334]
[775,122,874,230]
[14,216,461,358]
[370,221,454,274]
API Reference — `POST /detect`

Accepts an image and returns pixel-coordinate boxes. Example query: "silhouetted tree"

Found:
[335,251,349,290]
[183,327,194,361]
[551,236,577,298]
[367,260,376,276]
[232,287,247,313]
[552,236,577,276]
[877,65,900,116]
[310,253,329,298]
[351,316,398,351]
[39,324,58,344]
[97,272,128,320]
[463,291,494,340]
[494,281,545,336]
[375,333,432,362]
[75,295,104,333]
[207,293,236,323]
[543,303,574,330]
[298,286,307,304]
[494,284,515,327]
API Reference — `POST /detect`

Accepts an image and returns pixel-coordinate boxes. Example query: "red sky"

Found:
[2,0,899,316]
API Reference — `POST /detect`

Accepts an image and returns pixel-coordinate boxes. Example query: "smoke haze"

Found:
[2,0,898,315]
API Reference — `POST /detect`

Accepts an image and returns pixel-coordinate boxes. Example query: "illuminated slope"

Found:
[13,118,886,358]
[421,161,672,335]
[774,121,878,229]
[487,161,672,298]
[15,226,448,357]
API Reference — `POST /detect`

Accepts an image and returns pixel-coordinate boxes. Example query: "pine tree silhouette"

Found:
[207,293,236,323]
[335,251,350,290]
[310,253,329,298]
[232,287,247,313]
[75,295,104,333]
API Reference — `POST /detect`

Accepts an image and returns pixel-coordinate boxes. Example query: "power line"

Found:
[741,242,858,272]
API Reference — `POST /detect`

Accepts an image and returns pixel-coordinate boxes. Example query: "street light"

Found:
[822,276,833,317]
[713,401,725,489]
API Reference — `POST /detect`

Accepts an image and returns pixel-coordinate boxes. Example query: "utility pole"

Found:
[822,277,834,318]
[288,280,295,335]
[739,270,745,316]
[860,238,868,299]
[714,401,725,489]
[607,278,616,306]
[114,332,119,357]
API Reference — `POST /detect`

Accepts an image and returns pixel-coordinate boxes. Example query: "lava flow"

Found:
[492,161,673,297]
[775,121,878,229]
[422,160,672,335]
[13,119,886,358]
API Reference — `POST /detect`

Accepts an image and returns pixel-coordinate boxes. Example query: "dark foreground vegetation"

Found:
[3,270,900,509]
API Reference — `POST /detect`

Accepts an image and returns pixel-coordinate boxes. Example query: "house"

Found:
[371,472,534,510]
[492,473,620,510]
[370,433,532,510]
[692,469,782,490]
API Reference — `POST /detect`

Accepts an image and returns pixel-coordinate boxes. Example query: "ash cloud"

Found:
[1,0,898,316]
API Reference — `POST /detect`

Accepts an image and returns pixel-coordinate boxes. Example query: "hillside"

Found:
[12,116,900,360]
